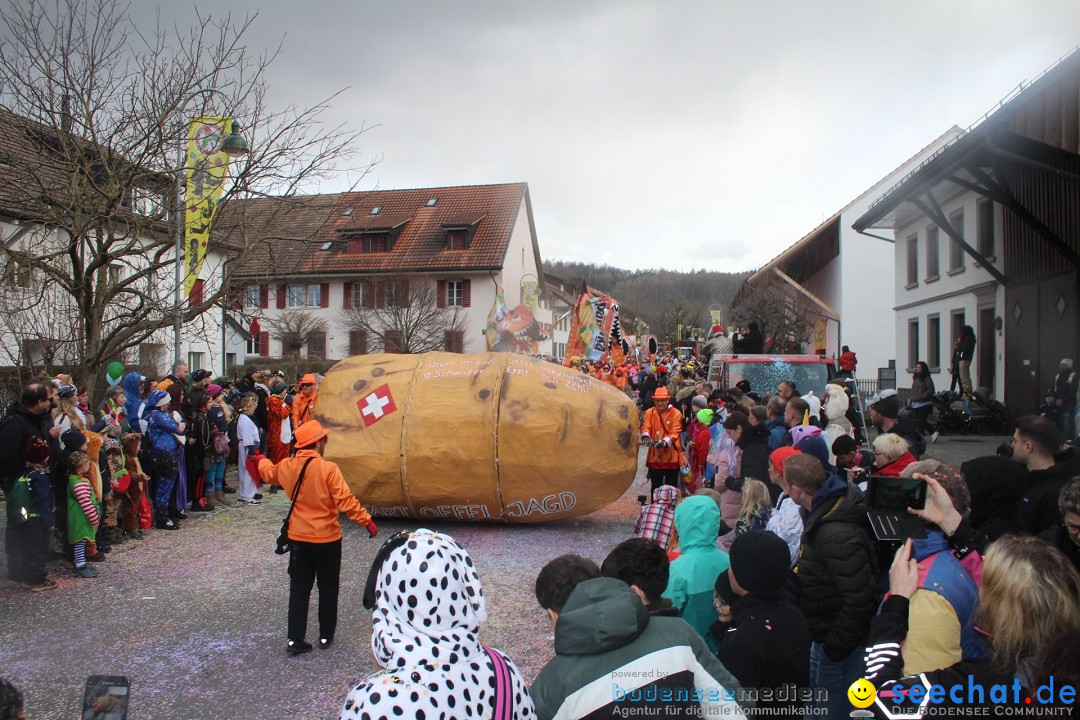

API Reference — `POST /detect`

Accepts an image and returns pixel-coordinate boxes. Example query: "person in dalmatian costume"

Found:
[340,529,537,720]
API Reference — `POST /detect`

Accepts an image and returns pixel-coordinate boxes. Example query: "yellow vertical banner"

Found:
[183,117,231,296]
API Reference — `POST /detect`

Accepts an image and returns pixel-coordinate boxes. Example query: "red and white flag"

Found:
[357,384,398,427]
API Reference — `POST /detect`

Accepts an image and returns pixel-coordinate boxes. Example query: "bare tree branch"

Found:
[338,276,468,354]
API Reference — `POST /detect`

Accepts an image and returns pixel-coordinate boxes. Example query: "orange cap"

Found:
[294,420,329,448]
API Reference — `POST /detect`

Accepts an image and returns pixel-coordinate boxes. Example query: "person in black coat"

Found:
[714,530,810,717]
[1039,478,1080,574]
[722,413,776,502]
[732,321,764,354]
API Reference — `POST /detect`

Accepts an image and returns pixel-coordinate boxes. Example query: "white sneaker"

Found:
[931,431,940,443]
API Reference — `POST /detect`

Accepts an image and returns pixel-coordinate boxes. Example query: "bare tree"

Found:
[730,276,815,353]
[0,0,373,399]
[264,310,328,358]
[339,276,468,354]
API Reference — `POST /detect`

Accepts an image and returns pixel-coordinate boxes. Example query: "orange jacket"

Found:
[257,449,371,543]
[642,405,683,469]
[292,391,317,431]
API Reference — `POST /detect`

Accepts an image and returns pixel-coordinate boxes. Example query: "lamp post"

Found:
[173,88,249,366]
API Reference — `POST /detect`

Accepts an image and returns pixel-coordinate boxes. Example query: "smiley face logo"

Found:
[848,678,877,709]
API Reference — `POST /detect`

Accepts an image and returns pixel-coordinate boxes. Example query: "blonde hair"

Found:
[979,535,1080,672]
[873,432,908,462]
[57,395,85,430]
[738,478,771,522]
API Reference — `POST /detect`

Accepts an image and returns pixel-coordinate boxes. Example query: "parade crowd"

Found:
[2,343,1080,720]
[1,364,322,588]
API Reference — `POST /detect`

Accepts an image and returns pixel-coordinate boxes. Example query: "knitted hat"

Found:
[730,530,790,594]
[269,379,288,395]
[735,379,752,394]
[769,446,801,476]
[25,436,50,465]
[206,384,223,398]
[148,389,171,408]
[714,567,737,606]
[61,429,87,452]
[691,394,708,409]
[868,389,899,419]
[789,424,822,446]
[697,408,714,426]
[192,369,213,383]
[656,365,668,374]
[831,434,858,456]
[1062,358,1074,369]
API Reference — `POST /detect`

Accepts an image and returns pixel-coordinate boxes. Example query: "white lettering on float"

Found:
[418,504,492,520]
[505,492,577,518]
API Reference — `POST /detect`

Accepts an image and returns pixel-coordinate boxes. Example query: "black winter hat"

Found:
[730,530,790,594]
[60,428,87,452]
[869,389,900,420]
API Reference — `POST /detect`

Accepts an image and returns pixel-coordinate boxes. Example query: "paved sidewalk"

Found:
[0,437,1009,719]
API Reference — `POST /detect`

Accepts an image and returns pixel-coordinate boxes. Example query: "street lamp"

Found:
[173,89,249,366]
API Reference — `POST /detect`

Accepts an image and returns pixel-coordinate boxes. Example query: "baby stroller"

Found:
[929,390,969,435]
[966,388,1012,436]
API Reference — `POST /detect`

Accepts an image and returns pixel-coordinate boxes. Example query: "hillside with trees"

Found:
[543,260,749,342]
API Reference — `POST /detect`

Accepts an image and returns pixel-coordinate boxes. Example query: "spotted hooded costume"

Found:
[340,529,536,720]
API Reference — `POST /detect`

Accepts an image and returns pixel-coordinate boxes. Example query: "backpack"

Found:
[6,473,35,523]
[228,413,239,447]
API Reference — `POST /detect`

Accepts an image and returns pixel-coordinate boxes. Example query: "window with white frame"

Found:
[447,280,463,307]
[306,284,322,307]
[245,335,260,355]
[352,283,367,309]
[187,352,204,372]
[244,285,259,308]
[949,209,965,271]
[287,284,305,308]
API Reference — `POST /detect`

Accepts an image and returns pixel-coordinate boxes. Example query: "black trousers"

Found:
[647,468,679,495]
[5,518,49,584]
[287,539,341,642]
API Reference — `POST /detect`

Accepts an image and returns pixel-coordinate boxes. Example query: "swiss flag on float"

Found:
[357,384,397,427]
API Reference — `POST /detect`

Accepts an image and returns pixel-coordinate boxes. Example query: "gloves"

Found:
[662,437,673,448]
[366,521,379,539]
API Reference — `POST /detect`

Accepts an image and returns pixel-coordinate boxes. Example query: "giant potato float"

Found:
[313,352,640,523]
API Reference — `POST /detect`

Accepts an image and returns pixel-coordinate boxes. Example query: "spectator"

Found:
[66,450,99,578]
[341,529,533,719]
[732,321,763,354]
[872,432,917,477]
[764,447,804,567]
[867,389,925,458]
[602,537,679,617]
[764,396,787,451]
[1011,415,1071,535]
[734,478,772,535]
[832,434,873,482]
[0,676,25,720]
[777,380,797,402]
[1039,478,1080,573]
[837,345,857,379]
[1053,358,1077,442]
[530,559,747,720]
[951,325,976,401]
[258,420,377,655]
[864,536,1080,707]
[291,373,319,432]
[662,494,731,648]
[909,361,937,442]
[715,530,810,717]
[895,461,988,674]
[1,383,58,495]
[783,453,877,718]
[634,484,680,551]
[144,390,184,529]
[723,413,770,488]
[235,393,261,505]
[6,437,55,591]
[205,384,233,499]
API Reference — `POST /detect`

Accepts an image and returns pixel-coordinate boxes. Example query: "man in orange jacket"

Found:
[291,373,319,434]
[258,419,378,655]
[641,386,684,494]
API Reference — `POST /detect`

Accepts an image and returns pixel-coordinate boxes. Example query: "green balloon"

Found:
[106,361,125,386]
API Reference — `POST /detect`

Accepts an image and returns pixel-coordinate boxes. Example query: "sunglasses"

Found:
[361,529,414,610]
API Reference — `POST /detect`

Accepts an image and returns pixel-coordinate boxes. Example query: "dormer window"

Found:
[446,229,469,250]
[347,232,390,253]
[370,206,382,215]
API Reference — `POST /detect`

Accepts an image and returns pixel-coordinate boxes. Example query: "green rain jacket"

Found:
[663,494,730,648]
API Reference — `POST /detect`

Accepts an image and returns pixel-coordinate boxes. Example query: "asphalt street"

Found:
[0,434,1007,719]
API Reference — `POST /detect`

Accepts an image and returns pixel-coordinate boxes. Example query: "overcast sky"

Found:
[144,1,1080,272]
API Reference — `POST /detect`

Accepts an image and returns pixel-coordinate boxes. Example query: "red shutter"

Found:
[276,284,286,309]
[189,279,204,306]
[343,282,353,308]
[258,331,269,357]
[437,280,446,308]
[462,279,471,308]
[259,284,269,309]
[375,281,386,309]
[400,281,410,308]
[320,282,330,308]
[348,238,363,254]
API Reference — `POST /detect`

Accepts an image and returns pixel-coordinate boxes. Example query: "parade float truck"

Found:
[313,352,640,523]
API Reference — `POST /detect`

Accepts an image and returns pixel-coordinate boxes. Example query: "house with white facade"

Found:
[221,183,544,362]
[732,127,962,380]
[854,48,1080,414]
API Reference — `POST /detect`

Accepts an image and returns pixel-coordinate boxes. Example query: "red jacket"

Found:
[876,452,916,477]
[838,351,857,373]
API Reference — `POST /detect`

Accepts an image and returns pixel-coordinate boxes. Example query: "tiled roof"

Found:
[222,182,529,278]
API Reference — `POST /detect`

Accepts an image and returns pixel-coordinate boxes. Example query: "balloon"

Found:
[106,361,125,387]
[315,352,639,523]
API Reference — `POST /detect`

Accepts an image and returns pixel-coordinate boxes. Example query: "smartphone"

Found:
[82,675,129,720]
[867,476,928,511]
